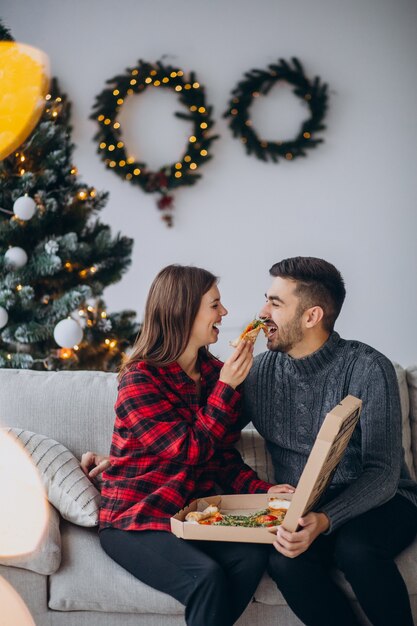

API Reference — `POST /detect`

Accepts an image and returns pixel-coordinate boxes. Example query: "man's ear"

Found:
[304,306,324,328]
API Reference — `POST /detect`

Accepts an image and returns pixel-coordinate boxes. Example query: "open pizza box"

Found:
[171,395,362,543]
[171,493,292,544]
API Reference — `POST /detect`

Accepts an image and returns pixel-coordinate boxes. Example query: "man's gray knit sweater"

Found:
[243,331,417,532]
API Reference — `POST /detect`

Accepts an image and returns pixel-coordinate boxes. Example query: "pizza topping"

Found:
[185,505,220,523]
[184,500,289,528]
[241,319,266,335]
[204,509,285,528]
[268,497,291,511]
[254,514,280,526]
[230,318,267,347]
[198,512,224,525]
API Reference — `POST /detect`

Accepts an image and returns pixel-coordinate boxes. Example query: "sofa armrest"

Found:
[406,365,417,479]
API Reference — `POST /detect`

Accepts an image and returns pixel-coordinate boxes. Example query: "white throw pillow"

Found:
[5,428,100,527]
[0,503,61,574]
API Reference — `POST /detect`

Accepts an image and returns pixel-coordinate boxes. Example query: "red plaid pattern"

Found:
[99,352,271,531]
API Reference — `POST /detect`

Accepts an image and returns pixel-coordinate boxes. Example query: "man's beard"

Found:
[267,314,304,354]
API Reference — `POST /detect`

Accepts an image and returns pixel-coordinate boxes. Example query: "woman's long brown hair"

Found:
[118,264,217,379]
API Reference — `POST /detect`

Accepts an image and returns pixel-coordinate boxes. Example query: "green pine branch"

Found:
[0,59,139,371]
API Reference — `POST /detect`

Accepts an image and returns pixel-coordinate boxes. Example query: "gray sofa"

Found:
[0,364,416,626]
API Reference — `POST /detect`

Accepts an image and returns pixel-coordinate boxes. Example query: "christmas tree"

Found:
[0,20,13,42]
[0,23,138,371]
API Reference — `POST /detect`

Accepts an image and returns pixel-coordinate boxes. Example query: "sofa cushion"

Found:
[49,522,184,615]
[235,428,275,483]
[0,503,61,575]
[5,428,100,527]
[393,363,416,480]
[49,518,417,614]
[407,365,417,478]
[0,369,117,460]
[0,565,50,626]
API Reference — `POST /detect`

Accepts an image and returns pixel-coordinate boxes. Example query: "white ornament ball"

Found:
[13,196,37,221]
[5,247,28,269]
[53,318,83,348]
[0,306,8,329]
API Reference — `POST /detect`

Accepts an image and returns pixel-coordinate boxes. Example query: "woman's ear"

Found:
[304,306,324,328]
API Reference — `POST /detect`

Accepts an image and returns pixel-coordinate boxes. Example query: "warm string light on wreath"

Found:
[224,57,328,163]
[91,60,218,226]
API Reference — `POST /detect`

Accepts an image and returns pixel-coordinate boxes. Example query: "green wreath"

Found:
[224,57,328,162]
[91,60,218,226]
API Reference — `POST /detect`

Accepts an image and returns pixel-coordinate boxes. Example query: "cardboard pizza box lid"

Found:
[282,395,362,532]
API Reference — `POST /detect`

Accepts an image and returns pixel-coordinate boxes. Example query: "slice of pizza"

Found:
[267,497,290,523]
[185,505,220,523]
[230,318,267,348]
[198,512,223,525]
[253,513,281,527]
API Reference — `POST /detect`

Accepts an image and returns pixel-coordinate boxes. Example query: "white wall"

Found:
[3,0,417,364]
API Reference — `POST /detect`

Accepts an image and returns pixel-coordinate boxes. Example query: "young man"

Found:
[242,256,417,626]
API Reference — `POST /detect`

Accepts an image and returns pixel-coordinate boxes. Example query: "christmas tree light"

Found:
[0,23,139,371]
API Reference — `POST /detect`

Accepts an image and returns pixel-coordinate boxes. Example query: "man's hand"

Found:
[272,512,330,558]
[267,484,295,494]
[80,451,111,479]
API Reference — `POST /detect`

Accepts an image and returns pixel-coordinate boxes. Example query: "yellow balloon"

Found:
[0,430,48,558]
[0,576,36,625]
[0,41,50,160]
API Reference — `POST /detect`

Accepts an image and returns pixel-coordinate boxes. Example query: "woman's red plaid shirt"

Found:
[99,352,272,531]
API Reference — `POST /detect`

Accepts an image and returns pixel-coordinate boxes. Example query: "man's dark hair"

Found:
[269,257,346,332]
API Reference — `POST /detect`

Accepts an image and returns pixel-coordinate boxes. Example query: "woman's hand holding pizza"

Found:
[219,340,254,389]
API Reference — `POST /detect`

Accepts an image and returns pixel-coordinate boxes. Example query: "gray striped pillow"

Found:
[6,428,100,527]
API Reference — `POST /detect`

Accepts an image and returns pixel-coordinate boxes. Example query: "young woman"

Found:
[90,264,292,626]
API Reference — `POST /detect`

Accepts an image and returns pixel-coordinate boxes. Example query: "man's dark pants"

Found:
[268,494,417,626]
